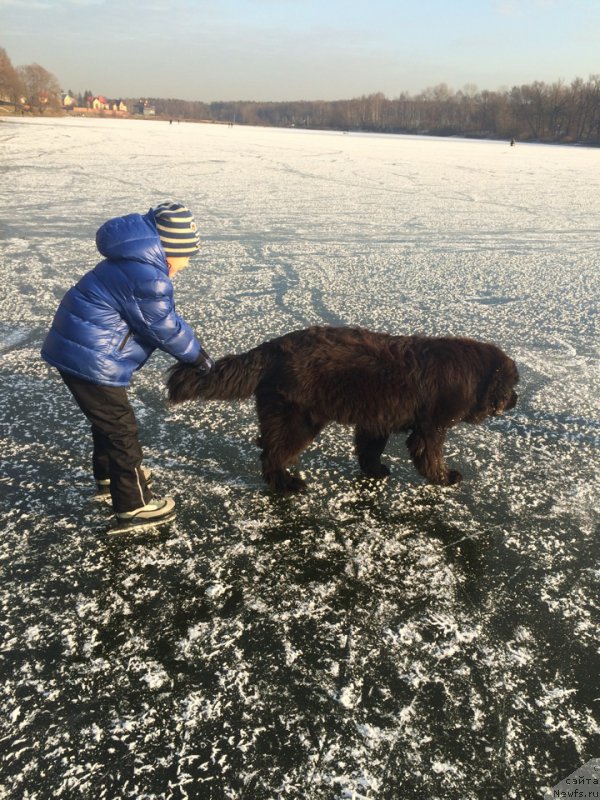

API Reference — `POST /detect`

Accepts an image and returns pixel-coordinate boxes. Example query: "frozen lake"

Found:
[0,116,599,799]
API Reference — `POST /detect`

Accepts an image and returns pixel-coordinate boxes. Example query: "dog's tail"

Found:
[166,346,267,405]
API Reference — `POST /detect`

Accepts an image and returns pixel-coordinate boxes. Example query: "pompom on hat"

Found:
[152,201,200,257]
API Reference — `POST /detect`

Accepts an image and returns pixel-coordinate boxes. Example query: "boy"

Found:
[41,201,213,529]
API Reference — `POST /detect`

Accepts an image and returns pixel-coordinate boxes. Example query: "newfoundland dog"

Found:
[167,325,518,493]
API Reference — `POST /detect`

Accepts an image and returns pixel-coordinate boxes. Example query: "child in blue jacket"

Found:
[41,201,213,529]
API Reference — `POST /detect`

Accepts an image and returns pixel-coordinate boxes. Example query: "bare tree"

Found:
[0,47,25,110]
[17,63,61,112]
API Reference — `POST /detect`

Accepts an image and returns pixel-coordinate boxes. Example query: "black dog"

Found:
[167,325,518,492]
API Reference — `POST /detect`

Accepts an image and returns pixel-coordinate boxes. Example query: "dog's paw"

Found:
[427,468,462,486]
[285,475,308,493]
[267,470,308,494]
[361,462,391,479]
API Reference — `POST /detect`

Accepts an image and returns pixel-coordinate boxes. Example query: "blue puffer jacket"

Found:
[41,209,202,386]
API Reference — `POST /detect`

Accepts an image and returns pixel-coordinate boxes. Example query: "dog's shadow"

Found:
[254,465,495,607]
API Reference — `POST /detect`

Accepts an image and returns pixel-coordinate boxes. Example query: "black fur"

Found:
[167,326,519,492]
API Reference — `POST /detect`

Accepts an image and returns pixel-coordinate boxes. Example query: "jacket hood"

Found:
[95,211,167,272]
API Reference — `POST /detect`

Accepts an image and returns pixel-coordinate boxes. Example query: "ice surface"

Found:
[0,117,599,799]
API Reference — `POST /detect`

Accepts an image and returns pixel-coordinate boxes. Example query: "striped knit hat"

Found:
[153,201,200,257]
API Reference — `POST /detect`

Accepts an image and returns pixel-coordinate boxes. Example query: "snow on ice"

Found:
[0,116,599,799]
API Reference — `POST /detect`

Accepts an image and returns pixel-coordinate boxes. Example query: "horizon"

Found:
[1,0,599,103]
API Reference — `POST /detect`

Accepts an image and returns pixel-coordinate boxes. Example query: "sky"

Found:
[1,0,599,102]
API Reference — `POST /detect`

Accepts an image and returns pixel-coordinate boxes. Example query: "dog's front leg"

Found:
[355,427,390,478]
[406,425,461,486]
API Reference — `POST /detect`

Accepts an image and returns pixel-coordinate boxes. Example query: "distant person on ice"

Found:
[41,202,214,529]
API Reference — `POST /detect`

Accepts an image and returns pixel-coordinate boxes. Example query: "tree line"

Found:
[153,79,600,145]
[2,45,599,145]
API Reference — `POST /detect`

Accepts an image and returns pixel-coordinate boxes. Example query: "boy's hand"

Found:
[193,350,215,372]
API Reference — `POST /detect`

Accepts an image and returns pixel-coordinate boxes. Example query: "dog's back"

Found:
[169,325,430,426]
[167,326,387,406]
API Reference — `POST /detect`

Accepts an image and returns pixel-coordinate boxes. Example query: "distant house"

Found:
[65,94,128,116]
[134,100,156,116]
[92,95,109,111]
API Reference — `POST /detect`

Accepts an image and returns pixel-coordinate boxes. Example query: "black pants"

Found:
[60,372,152,513]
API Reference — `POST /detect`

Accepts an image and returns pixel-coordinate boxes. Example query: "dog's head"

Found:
[468,351,519,423]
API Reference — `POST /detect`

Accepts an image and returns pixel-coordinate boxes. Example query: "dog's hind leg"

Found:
[406,426,461,486]
[256,395,323,493]
[355,427,390,478]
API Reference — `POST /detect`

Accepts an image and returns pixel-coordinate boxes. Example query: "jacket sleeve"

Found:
[125,274,202,363]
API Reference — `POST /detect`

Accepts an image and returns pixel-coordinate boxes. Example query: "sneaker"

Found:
[94,467,153,500]
[115,495,176,525]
